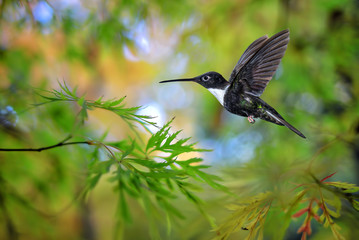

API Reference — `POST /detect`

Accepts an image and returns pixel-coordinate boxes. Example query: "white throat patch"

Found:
[208,86,228,106]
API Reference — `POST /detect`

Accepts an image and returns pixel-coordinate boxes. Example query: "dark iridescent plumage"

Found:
[160,29,306,138]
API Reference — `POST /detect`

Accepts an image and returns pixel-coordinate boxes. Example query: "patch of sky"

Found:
[136,101,166,133]
[165,53,189,77]
[33,1,53,24]
[51,0,89,22]
[201,131,263,165]
[157,82,194,110]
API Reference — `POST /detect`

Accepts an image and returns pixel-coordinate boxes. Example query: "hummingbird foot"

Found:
[247,115,255,124]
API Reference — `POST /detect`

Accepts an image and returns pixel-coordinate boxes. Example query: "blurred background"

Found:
[0,0,358,239]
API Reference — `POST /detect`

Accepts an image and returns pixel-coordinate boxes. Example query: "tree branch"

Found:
[0,139,93,152]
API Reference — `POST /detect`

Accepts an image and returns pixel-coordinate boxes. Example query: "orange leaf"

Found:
[293,207,309,218]
[297,223,309,234]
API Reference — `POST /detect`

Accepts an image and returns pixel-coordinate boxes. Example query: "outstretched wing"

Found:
[228,35,268,83]
[228,29,290,97]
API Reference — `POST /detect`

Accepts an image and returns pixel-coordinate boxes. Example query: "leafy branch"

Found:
[4,81,358,240]
[290,172,359,240]
[25,82,226,238]
[35,81,156,128]
[214,169,359,240]
[214,192,273,240]
[84,118,226,235]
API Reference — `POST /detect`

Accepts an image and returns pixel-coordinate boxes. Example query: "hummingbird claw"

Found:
[248,115,255,124]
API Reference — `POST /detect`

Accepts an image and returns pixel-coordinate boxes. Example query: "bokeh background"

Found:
[0,0,358,239]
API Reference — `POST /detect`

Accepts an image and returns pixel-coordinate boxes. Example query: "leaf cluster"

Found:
[37,82,226,238]
[289,173,359,240]
[214,192,273,240]
[36,82,155,128]
[213,171,359,240]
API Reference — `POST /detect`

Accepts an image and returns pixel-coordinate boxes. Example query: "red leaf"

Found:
[297,224,307,233]
[320,172,336,182]
[307,221,312,235]
[297,221,310,234]
[293,207,309,218]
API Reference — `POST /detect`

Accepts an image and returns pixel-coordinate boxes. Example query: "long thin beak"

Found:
[159,78,195,83]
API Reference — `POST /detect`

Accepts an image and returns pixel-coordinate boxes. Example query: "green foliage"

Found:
[214,172,359,240]
[36,82,154,128]
[214,192,273,240]
[288,172,359,240]
[1,0,359,239]
[36,82,225,238]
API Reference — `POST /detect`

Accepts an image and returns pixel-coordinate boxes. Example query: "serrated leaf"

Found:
[214,192,272,240]
[94,95,103,104]
[108,96,126,107]
[162,130,181,148]
[77,95,86,106]
[127,158,175,169]
[195,170,226,190]
[120,139,136,160]
[146,119,172,151]
[325,181,359,193]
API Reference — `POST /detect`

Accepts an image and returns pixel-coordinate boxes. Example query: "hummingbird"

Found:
[160,29,306,138]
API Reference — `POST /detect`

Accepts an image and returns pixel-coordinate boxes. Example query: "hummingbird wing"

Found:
[229,29,290,97]
[229,35,269,82]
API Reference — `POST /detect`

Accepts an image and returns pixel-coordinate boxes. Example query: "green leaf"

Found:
[157,197,184,219]
[126,158,175,169]
[324,181,359,193]
[120,139,136,160]
[117,186,132,223]
[214,192,273,240]
[77,95,86,106]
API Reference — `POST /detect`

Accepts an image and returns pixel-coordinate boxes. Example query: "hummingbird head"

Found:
[159,71,229,90]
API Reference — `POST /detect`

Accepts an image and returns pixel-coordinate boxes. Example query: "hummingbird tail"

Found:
[264,110,306,139]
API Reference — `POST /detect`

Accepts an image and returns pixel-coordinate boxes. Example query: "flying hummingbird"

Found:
[160,29,306,138]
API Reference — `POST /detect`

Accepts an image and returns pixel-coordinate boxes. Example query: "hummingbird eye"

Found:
[202,75,210,81]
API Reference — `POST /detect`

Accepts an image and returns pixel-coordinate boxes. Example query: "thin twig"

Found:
[0,141,92,152]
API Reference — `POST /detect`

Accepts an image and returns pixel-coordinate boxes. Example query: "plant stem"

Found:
[0,141,92,152]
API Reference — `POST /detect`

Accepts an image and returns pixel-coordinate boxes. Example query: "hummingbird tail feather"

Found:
[265,110,306,139]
